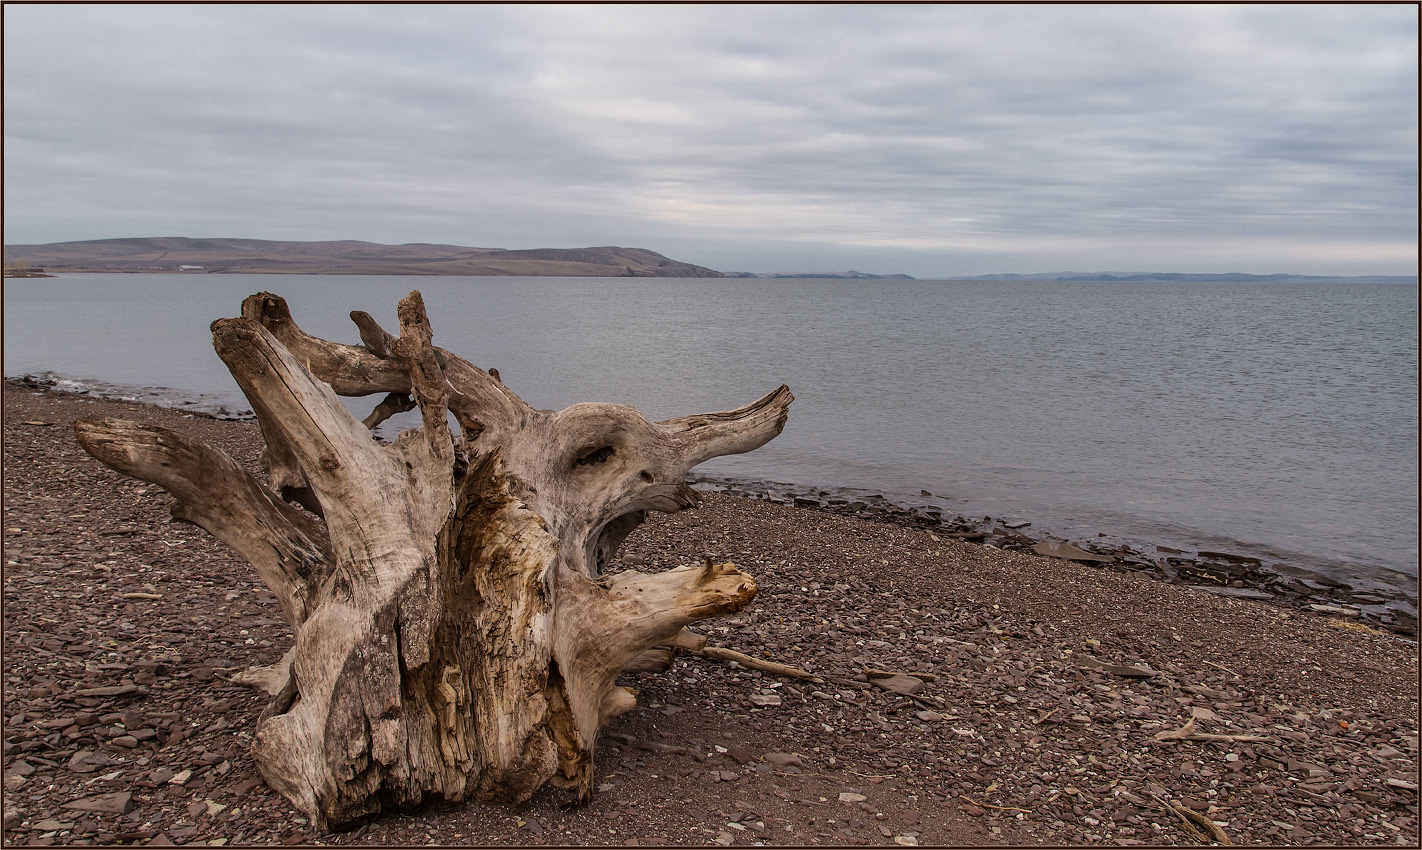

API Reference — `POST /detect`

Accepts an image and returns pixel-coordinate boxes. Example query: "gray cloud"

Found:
[4,4,1416,275]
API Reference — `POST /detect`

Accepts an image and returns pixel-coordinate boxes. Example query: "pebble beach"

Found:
[3,384,1418,845]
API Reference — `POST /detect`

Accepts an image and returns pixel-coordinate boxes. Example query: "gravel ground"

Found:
[4,386,1418,846]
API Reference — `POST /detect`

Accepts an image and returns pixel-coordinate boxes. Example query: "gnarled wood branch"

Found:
[72,418,326,629]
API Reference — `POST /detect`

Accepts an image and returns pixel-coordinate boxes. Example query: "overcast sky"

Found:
[4,4,1417,276]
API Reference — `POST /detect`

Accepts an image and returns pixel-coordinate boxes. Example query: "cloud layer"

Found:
[4,4,1416,275]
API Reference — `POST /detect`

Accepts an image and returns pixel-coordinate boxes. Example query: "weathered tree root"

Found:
[74,290,793,829]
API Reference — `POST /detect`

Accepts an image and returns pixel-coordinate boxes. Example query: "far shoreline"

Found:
[15,269,1419,284]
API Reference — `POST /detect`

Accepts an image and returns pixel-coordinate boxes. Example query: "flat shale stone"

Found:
[871,674,925,695]
[60,792,133,815]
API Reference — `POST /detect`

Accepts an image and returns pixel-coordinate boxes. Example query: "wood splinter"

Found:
[73,290,794,830]
[1149,792,1233,845]
[621,627,821,682]
[690,645,824,683]
[959,794,1035,813]
[1153,716,1267,743]
[863,665,938,682]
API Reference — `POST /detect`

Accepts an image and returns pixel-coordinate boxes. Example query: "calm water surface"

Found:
[5,274,1417,597]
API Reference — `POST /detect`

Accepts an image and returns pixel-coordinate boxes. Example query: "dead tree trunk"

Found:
[74,291,792,829]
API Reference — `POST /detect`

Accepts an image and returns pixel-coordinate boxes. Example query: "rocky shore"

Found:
[686,476,1418,638]
[12,372,1415,636]
[4,385,1418,846]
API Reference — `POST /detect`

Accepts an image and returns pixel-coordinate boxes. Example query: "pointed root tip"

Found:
[239,292,293,326]
[396,290,429,325]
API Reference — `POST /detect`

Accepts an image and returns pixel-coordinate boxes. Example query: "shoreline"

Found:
[14,269,1419,285]
[9,373,1416,636]
[3,384,1418,846]
[686,474,1418,638]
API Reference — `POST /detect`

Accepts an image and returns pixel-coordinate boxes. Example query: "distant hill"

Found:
[2,237,725,277]
[959,271,1417,284]
[724,270,916,280]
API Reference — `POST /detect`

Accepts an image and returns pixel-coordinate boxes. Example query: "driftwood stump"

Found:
[74,291,792,829]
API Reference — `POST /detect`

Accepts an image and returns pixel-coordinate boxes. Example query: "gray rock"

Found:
[1079,656,1159,678]
[66,750,119,774]
[1308,604,1360,617]
[1197,550,1262,566]
[1032,541,1112,563]
[68,684,148,698]
[1195,586,1274,600]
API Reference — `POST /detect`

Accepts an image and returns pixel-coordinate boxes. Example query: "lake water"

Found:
[4,274,1417,599]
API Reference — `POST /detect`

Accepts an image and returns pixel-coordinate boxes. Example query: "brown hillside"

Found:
[2,238,724,277]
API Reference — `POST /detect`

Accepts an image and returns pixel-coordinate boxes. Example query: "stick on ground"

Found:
[692,646,823,682]
[959,795,1034,813]
[1149,792,1232,845]
[1153,716,1266,743]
